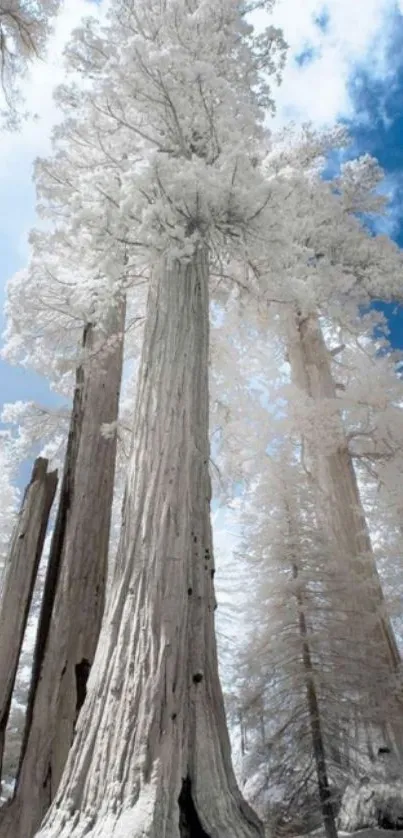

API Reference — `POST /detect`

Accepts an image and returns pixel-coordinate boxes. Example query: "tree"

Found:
[206,136,403,825]
[20,0,290,835]
[0,93,132,834]
[284,309,402,672]
[0,295,126,838]
[252,140,403,754]
[0,458,57,788]
[0,0,60,127]
[230,441,402,835]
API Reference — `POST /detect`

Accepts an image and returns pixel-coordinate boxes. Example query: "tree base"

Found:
[35,778,262,838]
[178,778,211,838]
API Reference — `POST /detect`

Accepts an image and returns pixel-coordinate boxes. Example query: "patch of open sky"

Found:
[312,11,403,353]
[339,12,403,351]
[294,45,320,67]
[313,6,330,34]
[0,221,65,487]
[342,8,403,235]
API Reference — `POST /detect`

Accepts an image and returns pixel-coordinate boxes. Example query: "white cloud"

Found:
[258,0,400,127]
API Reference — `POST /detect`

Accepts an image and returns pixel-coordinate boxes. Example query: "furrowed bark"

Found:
[286,308,403,751]
[0,458,57,788]
[34,249,263,838]
[0,301,126,838]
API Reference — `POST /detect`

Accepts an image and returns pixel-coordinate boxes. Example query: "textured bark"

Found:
[285,309,402,749]
[34,249,263,838]
[0,458,57,787]
[0,302,126,838]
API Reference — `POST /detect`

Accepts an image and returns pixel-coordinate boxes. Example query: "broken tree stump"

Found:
[0,457,57,786]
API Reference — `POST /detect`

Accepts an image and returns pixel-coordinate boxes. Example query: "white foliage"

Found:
[0,432,19,582]
[0,0,60,126]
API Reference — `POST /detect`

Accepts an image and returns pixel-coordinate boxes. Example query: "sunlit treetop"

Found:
[29,0,287,263]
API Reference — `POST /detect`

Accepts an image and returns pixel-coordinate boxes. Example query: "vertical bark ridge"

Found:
[35,250,262,838]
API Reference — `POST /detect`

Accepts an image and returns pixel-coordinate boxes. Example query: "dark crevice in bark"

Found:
[75,659,91,715]
[43,762,52,810]
[178,777,211,838]
[0,695,12,783]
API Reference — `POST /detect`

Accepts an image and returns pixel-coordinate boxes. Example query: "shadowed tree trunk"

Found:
[0,458,57,789]
[292,562,338,838]
[285,308,403,754]
[0,300,126,838]
[34,249,263,838]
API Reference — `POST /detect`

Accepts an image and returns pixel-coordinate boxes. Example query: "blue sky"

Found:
[1,0,403,482]
[346,37,403,348]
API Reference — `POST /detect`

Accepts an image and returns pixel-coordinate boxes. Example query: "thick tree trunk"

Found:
[285,309,402,750]
[0,302,126,838]
[0,458,57,787]
[292,564,338,838]
[34,249,263,838]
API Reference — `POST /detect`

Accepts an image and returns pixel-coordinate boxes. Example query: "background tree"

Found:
[0,458,57,792]
[207,139,403,828]
[0,0,60,127]
[0,73,139,830]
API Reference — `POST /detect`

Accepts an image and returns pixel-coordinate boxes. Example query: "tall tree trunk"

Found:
[285,308,402,750]
[0,301,126,838]
[292,563,337,838]
[34,249,263,838]
[290,560,337,838]
[0,458,57,788]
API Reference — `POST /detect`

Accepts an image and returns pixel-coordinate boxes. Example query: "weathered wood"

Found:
[0,302,126,838]
[17,329,89,782]
[0,458,57,787]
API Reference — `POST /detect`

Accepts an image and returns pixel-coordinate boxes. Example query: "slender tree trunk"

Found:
[34,249,263,838]
[0,301,126,838]
[293,563,337,838]
[0,458,57,788]
[285,308,403,749]
[17,327,90,779]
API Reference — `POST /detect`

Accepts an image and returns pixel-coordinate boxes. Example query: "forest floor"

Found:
[289,830,403,838]
[265,828,403,838]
